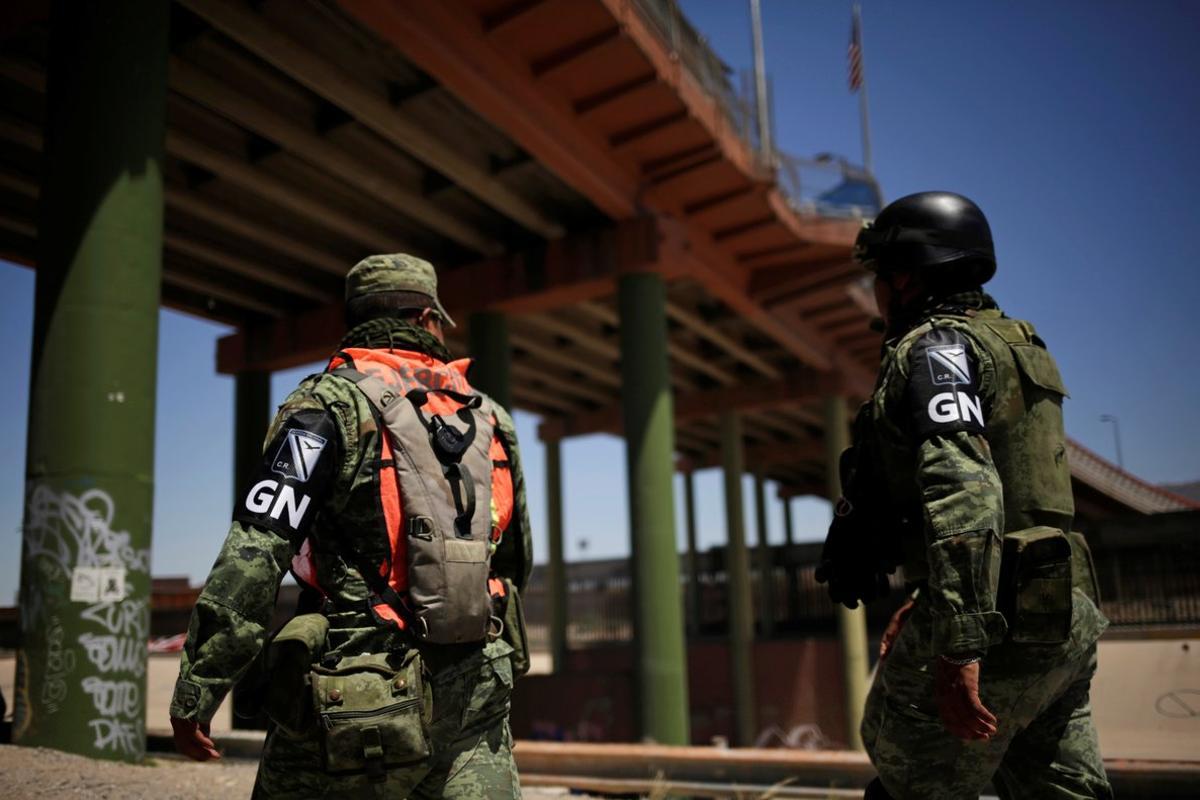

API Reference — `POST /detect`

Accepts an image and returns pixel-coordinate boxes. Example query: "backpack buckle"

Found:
[407,516,434,540]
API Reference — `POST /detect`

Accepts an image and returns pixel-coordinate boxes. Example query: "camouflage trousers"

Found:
[252,639,521,799]
[862,590,1113,800]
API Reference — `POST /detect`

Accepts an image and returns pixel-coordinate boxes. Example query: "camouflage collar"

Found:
[339,318,453,363]
[887,289,998,339]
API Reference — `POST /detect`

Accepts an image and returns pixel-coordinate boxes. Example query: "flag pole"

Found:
[749,0,772,161]
[853,3,874,174]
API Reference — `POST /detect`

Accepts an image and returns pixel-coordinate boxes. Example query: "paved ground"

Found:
[0,745,588,799]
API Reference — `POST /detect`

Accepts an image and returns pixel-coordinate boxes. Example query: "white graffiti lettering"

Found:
[40,617,75,715]
[78,633,146,678]
[87,717,145,758]
[24,484,150,575]
[81,677,141,718]
[22,483,152,756]
[80,599,149,639]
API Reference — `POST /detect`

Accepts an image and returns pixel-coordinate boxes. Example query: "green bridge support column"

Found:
[782,494,802,625]
[14,0,168,762]
[720,412,756,746]
[231,370,271,729]
[753,473,775,638]
[618,272,690,745]
[469,311,512,411]
[545,437,568,674]
[683,470,701,637]
[826,395,869,751]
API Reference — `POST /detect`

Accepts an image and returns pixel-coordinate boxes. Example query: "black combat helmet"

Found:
[854,191,996,286]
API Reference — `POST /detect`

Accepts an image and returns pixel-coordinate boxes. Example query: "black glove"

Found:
[815,496,894,610]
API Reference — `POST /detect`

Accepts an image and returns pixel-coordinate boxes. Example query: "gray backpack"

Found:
[332,366,497,645]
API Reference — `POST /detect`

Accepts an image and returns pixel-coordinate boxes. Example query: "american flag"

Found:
[848,11,864,92]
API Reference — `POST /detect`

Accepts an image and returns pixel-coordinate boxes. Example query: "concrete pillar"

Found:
[720,411,756,746]
[618,272,690,744]
[545,437,568,673]
[231,370,270,729]
[14,0,168,761]
[782,494,802,625]
[468,311,512,411]
[825,395,869,751]
[683,470,701,637]
[753,473,775,638]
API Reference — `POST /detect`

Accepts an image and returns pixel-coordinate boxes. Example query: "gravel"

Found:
[0,745,258,799]
[0,745,594,799]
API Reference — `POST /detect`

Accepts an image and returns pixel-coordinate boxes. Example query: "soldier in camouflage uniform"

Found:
[818,193,1112,799]
[169,255,532,798]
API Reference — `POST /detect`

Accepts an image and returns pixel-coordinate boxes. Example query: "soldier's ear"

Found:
[419,307,445,343]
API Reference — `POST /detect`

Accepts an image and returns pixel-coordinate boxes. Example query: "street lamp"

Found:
[1099,414,1124,470]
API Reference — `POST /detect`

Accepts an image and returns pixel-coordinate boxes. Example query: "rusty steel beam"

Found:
[168,57,502,255]
[180,0,563,238]
[515,746,1200,799]
[215,217,662,374]
[681,438,825,473]
[539,373,825,441]
[335,0,637,220]
[513,742,875,790]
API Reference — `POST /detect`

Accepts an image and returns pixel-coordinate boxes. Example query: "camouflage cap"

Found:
[344,253,456,327]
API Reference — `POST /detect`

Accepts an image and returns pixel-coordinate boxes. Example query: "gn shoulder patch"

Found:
[907,328,987,439]
[232,408,339,542]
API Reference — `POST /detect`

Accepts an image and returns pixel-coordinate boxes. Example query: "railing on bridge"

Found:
[628,0,881,219]
[777,154,883,219]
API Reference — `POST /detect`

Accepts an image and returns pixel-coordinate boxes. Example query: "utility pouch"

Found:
[998,526,1073,644]
[494,578,531,678]
[311,650,430,780]
[1067,531,1102,606]
[264,613,330,737]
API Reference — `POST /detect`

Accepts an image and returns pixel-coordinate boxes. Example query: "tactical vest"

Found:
[968,310,1074,534]
[298,348,513,645]
[874,309,1074,581]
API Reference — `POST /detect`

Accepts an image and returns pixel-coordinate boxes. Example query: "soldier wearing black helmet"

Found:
[818,192,1112,799]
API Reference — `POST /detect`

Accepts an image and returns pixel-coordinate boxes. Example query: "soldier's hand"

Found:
[879,596,916,660]
[933,657,997,741]
[171,716,221,761]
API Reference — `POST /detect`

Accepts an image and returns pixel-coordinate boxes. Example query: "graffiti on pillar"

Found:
[82,676,145,757]
[21,483,149,757]
[40,616,75,714]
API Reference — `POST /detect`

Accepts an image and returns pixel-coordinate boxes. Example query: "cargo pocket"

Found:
[496,578,531,678]
[312,650,431,779]
[999,527,1073,645]
[461,640,514,735]
[1067,531,1101,605]
[264,613,330,738]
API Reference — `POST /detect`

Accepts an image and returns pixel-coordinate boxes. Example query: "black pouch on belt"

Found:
[998,526,1073,645]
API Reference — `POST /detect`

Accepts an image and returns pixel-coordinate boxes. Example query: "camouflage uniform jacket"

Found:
[169,322,533,723]
[865,291,1078,657]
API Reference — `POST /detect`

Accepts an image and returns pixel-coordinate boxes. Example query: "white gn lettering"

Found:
[928,391,985,426]
[245,479,311,528]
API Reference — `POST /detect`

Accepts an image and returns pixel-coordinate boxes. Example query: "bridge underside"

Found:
[0,0,883,495]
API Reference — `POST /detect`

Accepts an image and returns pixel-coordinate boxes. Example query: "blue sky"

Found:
[3,0,1199,603]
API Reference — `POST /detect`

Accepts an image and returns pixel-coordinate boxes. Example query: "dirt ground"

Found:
[0,745,586,799]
